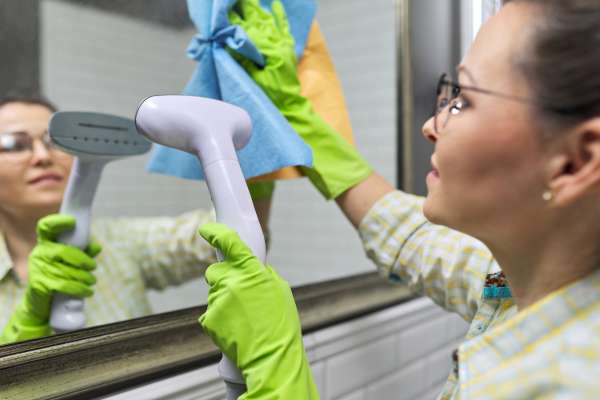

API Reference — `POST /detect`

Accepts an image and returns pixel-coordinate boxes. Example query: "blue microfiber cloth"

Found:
[146,0,317,181]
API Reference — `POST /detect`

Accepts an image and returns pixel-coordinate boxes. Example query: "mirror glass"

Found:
[0,0,397,344]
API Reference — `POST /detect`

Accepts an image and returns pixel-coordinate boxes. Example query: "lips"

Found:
[28,173,63,185]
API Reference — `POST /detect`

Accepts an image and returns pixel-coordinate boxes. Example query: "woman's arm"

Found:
[93,210,217,290]
[357,189,496,322]
[93,187,274,292]
[335,172,395,228]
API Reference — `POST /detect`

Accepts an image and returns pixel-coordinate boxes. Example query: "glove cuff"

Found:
[247,181,276,201]
[0,299,51,344]
[241,341,320,400]
[283,97,373,200]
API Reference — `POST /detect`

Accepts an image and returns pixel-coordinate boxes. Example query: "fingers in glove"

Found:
[36,214,76,242]
[225,44,257,73]
[272,0,290,37]
[37,242,97,271]
[85,241,103,258]
[228,7,244,27]
[198,223,256,266]
[227,10,265,72]
[197,310,224,355]
[204,261,230,287]
[239,0,265,21]
[42,261,97,286]
[51,279,95,298]
[30,264,96,298]
[198,311,207,328]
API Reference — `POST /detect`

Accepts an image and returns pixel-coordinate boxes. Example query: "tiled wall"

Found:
[103,298,469,400]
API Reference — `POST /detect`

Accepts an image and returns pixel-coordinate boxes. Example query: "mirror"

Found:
[0,0,398,345]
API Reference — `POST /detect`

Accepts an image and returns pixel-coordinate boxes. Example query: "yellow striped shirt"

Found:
[358,190,600,399]
[0,209,216,332]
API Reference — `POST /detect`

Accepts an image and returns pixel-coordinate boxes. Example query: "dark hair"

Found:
[0,91,58,113]
[503,0,600,128]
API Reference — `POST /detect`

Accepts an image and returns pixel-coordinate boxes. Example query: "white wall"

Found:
[41,0,398,312]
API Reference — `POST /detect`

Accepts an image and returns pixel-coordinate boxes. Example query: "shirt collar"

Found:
[0,230,13,281]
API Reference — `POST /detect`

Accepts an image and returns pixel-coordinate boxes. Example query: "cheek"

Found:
[0,161,27,201]
[53,151,73,172]
[434,127,543,216]
[0,161,26,186]
[442,141,504,183]
[439,114,538,187]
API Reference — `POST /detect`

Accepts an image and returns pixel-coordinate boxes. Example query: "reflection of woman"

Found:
[0,95,272,344]
[198,0,600,398]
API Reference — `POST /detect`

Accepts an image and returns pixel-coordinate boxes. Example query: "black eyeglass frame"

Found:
[0,130,55,154]
[434,73,541,134]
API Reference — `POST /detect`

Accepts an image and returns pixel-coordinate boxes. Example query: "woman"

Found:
[197,0,600,398]
[0,95,272,344]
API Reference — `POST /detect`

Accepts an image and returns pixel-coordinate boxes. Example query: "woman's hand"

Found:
[229,0,372,200]
[228,0,301,108]
[198,223,319,399]
[1,214,100,344]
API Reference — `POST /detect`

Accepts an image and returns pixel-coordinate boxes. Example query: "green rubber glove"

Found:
[0,214,100,344]
[247,180,275,201]
[229,0,372,200]
[198,223,319,399]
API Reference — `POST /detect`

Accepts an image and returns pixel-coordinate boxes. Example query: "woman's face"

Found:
[0,102,73,218]
[421,3,551,244]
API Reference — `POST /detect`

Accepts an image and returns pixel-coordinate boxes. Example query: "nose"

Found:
[30,139,52,167]
[422,116,438,144]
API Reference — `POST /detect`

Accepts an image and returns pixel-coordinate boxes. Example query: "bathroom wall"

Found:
[103,298,469,400]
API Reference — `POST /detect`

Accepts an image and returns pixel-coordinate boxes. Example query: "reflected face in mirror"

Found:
[0,102,72,217]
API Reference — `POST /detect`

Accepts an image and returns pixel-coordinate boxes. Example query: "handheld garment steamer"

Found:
[48,112,152,332]
[135,95,266,400]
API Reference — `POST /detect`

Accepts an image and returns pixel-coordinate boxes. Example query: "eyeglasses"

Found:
[434,73,536,134]
[0,131,56,154]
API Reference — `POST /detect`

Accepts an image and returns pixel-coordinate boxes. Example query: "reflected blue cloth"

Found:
[147,0,317,180]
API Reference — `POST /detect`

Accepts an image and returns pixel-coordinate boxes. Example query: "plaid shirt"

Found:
[0,209,216,332]
[358,191,600,399]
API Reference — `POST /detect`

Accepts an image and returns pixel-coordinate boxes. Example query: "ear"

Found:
[549,118,600,207]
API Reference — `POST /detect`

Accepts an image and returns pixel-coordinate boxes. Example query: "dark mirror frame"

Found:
[0,273,414,399]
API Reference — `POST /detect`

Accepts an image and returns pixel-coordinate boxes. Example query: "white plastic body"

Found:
[204,159,266,261]
[49,157,108,333]
[135,96,266,399]
[205,159,266,397]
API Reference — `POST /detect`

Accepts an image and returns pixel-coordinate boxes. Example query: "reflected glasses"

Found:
[0,131,55,154]
[434,73,537,134]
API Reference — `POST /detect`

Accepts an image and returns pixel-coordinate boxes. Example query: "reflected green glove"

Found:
[198,223,319,399]
[0,214,100,344]
[247,180,275,201]
[229,0,372,200]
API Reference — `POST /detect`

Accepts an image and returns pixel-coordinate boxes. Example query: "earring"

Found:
[542,190,553,202]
